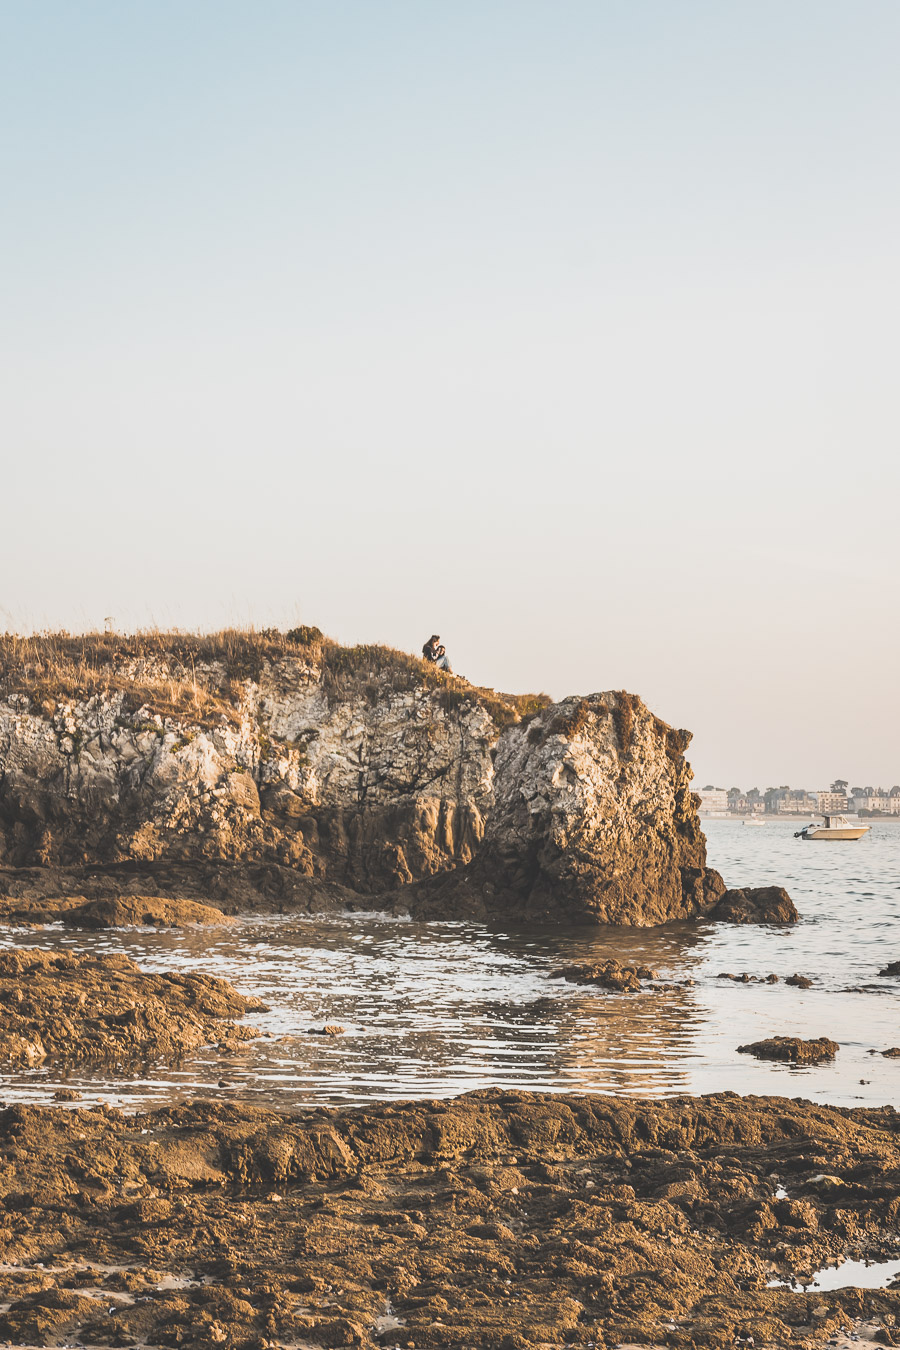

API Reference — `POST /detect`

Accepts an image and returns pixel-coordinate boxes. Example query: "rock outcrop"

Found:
[738,1036,839,1064]
[0,949,266,1064]
[712,885,799,925]
[0,894,230,928]
[0,630,787,927]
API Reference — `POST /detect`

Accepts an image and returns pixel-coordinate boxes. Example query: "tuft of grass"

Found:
[612,690,640,754]
[0,627,550,735]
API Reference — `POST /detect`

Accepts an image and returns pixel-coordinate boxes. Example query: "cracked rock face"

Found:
[0,646,772,925]
[467,692,713,924]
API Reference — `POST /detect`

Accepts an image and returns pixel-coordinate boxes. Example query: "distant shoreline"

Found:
[701,812,900,823]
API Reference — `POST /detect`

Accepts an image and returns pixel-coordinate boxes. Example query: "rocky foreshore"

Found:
[0,630,792,928]
[0,949,266,1065]
[0,1091,897,1349]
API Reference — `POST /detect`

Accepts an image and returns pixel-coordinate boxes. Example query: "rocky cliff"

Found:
[0,630,788,926]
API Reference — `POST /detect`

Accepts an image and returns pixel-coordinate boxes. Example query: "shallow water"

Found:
[769,1257,900,1291]
[0,819,898,1111]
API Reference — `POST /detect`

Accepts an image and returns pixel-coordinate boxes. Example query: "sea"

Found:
[1,818,898,1112]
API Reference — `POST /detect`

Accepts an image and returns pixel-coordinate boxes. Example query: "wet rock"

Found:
[0,948,267,1064]
[717,972,780,983]
[0,894,230,928]
[738,1035,839,1064]
[881,1048,900,1058]
[0,1091,896,1348]
[786,973,814,988]
[553,959,660,992]
[711,886,799,925]
[878,961,900,977]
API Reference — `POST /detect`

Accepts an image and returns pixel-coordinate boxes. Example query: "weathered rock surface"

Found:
[411,691,728,924]
[0,1091,897,1348]
[0,892,229,928]
[553,958,660,992]
[0,949,266,1064]
[710,886,800,925]
[738,1036,840,1064]
[0,632,785,927]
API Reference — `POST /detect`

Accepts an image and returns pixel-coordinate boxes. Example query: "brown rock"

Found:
[737,1035,839,1063]
[0,948,267,1065]
[0,1090,894,1348]
[786,973,813,988]
[0,894,231,928]
[711,886,799,925]
[553,959,659,992]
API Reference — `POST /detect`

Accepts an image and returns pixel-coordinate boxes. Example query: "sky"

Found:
[2,0,898,789]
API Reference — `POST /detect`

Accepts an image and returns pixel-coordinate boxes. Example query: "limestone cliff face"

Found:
[471,693,718,925]
[0,635,747,925]
[0,655,497,895]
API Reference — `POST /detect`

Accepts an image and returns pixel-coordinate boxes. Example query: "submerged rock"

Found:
[552,959,659,992]
[0,949,266,1064]
[738,1035,839,1064]
[718,971,780,982]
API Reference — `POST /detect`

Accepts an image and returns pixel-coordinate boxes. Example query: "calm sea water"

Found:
[1,819,898,1111]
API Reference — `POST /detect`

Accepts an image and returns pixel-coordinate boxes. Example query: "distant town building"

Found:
[696,780,899,818]
[698,787,728,816]
[850,788,894,815]
[817,780,848,812]
[727,787,764,815]
[764,787,818,815]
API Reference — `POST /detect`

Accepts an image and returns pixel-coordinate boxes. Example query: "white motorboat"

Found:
[742,819,765,827]
[794,814,870,841]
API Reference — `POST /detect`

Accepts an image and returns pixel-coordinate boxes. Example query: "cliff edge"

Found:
[0,630,788,926]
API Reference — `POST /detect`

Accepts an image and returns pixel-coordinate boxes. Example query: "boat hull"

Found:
[801,827,869,840]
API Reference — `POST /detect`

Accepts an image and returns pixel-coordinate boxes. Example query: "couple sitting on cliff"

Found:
[422,634,452,674]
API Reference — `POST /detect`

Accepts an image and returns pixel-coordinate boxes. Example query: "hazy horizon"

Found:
[2,1,898,788]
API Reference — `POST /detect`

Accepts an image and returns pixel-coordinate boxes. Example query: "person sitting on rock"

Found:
[422,634,452,673]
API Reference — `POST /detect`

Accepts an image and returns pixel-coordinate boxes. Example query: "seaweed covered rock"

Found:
[0,1091,896,1348]
[0,894,229,928]
[0,949,266,1064]
[738,1036,839,1064]
[552,959,659,992]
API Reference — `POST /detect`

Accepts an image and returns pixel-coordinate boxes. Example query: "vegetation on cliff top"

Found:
[0,628,550,731]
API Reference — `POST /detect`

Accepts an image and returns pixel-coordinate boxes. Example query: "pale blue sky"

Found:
[2,1,898,787]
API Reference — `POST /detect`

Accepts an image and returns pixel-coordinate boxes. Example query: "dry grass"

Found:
[0,628,550,732]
